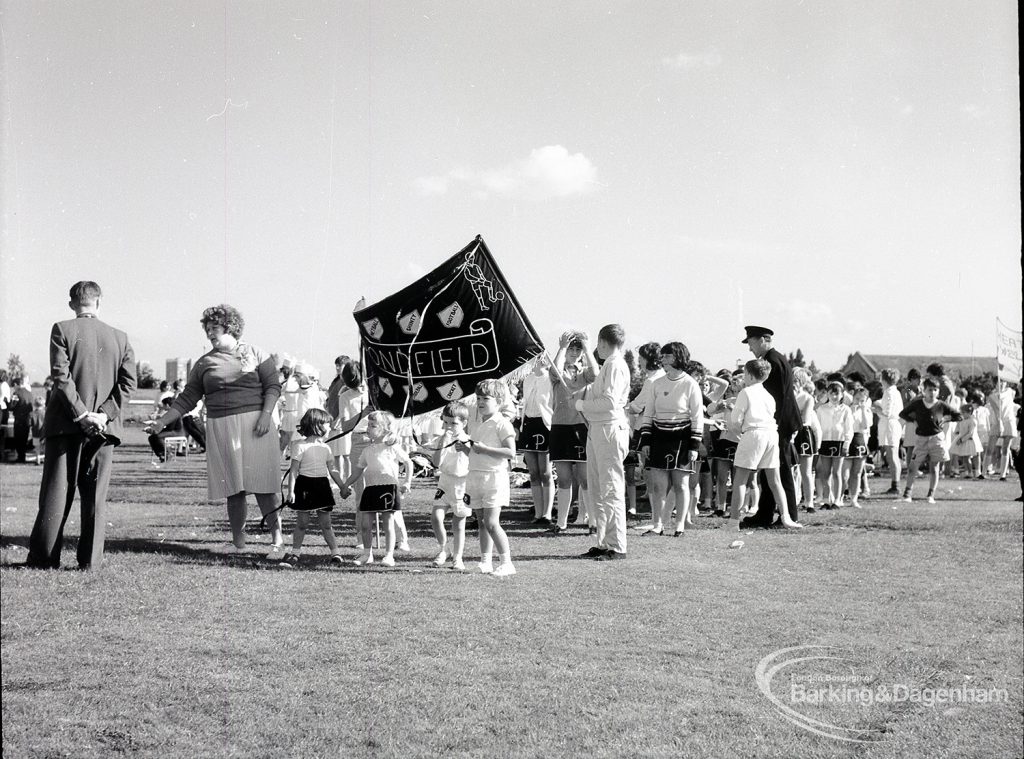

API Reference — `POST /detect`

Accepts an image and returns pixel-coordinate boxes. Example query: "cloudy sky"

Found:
[1,0,1019,382]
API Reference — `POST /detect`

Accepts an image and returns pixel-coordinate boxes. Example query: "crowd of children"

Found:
[237,339,1021,576]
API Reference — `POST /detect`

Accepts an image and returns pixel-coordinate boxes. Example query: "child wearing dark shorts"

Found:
[281,409,346,568]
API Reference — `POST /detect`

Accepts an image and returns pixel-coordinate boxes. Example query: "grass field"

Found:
[2,428,1022,758]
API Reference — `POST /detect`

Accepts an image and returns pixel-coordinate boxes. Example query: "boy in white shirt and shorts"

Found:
[728,359,802,531]
[430,401,472,571]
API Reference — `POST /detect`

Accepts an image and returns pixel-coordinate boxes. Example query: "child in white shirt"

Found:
[815,381,853,509]
[465,379,518,576]
[281,409,346,567]
[951,403,983,478]
[846,385,873,508]
[430,401,472,571]
[728,359,801,530]
[969,391,991,478]
[340,411,412,567]
[872,369,904,495]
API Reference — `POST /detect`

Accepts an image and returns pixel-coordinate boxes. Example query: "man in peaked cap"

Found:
[739,326,801,528]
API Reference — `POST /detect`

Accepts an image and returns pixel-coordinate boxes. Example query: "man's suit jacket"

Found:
[43,315,136,444]
[762,347,800,440]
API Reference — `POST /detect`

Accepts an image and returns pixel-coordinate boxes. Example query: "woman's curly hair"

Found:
[201,304,245,339]
[637,342,662,372]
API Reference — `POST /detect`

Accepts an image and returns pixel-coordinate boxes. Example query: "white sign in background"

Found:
[996,318,1022,382]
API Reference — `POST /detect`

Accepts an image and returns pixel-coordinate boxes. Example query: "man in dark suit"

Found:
[738,326,801,528]
[27,282,136,569]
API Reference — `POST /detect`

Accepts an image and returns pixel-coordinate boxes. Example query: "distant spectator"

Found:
[182,399,206,453]
[146,396,185,463]
[30,397,46,460]
[10,374,34,463]
[0,369,10,459]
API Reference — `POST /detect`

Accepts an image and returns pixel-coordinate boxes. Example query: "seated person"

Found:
[146,396,185,462]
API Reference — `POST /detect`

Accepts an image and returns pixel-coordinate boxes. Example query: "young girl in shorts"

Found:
[707,369,744,516]
[792,368,819,512]
[846,385,872,508]
[815,381,853,509]
[340,411,412,567]
[464,379,517,576]
[547,331,597,533]
[518,358,555,524]
[280,409,346,568]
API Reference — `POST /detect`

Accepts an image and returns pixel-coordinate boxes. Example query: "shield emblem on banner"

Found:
[398,310,421,335]
[407,382,429,402]
[437,380,464,401]
[361,318,384,340]
[379,377,393,397]
[437,301,464,329]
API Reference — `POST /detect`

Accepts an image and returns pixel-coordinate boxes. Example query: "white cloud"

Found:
[772,299,834,326]
[413,145,599,200]
[411,175,450,196]
[662,49,722,70]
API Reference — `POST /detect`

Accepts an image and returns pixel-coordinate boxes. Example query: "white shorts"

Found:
[878,418,903,448]
[466,470,510,510]
[435,473,471,518]
[734,429,780,471]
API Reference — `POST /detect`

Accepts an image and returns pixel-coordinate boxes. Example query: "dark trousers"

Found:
[148,429,182,459]
[14,420,31,461]
[752,440,799,526]
[28,434,114,569]
[182,416,206,450]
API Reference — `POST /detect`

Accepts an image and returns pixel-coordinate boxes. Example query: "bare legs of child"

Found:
[355,512,395,566]
[430,508,467,570]
[880,445,900,495]
[902,453,941,503]
[668,471,692,535]
[554,461,588,532]
[847,456,866,508]
[645,469,670,534]
[476,506,514,576]
[393,510,410,552]
[730,467,801,529]
[796,455,815,511]
[525,451,554,523]
[815,455,843,509]
[713,459,731,515]
[286,509,340,565]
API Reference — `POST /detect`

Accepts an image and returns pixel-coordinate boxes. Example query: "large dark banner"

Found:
[353,236,544,417]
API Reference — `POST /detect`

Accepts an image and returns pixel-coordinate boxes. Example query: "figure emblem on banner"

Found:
[462,253,505,311]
